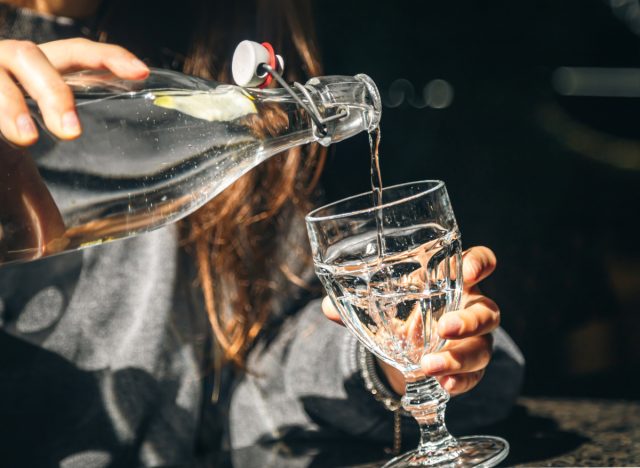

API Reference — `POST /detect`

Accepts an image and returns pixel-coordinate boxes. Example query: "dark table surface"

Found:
[221,397,640,467]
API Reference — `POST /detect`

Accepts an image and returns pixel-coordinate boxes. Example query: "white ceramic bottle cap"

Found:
[232,40,284,87]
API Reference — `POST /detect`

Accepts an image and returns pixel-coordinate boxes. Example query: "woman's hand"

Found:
[0,38,149,260]
[0,37,149,146]
[322,246,500,397]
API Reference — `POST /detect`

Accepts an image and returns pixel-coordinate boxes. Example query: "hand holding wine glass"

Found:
[306,180,508,467]
[322,245,500,397]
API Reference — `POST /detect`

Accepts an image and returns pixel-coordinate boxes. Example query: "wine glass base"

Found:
[383,435,509,468]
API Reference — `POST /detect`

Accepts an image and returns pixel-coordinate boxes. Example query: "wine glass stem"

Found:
[402,374,460,457]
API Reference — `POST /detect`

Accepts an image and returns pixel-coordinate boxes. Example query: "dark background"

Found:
[316,0,640,399]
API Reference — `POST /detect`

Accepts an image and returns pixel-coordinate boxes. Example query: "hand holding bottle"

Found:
[0,38,148,262]
[0,37,148,145]
[322,246,500,397]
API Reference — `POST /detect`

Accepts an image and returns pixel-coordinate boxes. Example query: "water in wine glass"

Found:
[315,224,462,373]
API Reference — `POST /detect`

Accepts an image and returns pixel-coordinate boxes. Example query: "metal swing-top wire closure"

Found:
[231,40,348,138]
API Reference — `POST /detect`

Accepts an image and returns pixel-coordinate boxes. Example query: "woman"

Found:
[0,0,524,466]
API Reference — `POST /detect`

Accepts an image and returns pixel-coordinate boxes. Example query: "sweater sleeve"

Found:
[228,298,524,448]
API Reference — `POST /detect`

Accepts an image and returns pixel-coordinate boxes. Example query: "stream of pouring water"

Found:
[369,126,385,258]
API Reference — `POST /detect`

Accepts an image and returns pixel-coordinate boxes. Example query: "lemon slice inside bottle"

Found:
[153,87,257,122]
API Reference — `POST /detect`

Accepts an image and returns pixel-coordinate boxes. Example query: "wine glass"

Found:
[305,180,509,467]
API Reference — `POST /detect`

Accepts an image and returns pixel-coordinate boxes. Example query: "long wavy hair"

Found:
[98,0,327,365]
[181,2,326,366]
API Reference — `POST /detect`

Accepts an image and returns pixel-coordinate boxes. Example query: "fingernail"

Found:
[441,315,463,336]
[131,58,148,71]
[61,111,81,135]
[16,113,37,140]
[422,354,446,374]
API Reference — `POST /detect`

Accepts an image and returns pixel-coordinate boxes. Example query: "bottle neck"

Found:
[304,74,381,145]
[244,74,381,148]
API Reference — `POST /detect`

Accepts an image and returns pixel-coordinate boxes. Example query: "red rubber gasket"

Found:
[259,42,277,88]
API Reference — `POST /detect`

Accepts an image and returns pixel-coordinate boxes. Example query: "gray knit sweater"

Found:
[0,6,524,467]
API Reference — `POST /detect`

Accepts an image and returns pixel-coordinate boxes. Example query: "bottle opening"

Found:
[355,74,382,131]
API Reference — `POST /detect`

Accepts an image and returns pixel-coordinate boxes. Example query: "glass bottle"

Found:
[0,69,381,266]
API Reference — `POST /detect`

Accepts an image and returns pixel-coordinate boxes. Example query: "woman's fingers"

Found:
[0,39,149,145]
[39,38,149,79]
[438,294,500,339]
[0,40,80,140]
[421,334,493,377]
[462,246,497,289]
[0,69,38,145]
[423,335,492,396]
[321,296,343,325]
[0,38,148,145]
[439,369,485,396]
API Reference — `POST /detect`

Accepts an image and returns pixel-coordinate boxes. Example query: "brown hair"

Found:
[180,1,326,365]
[112,0,325,366]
